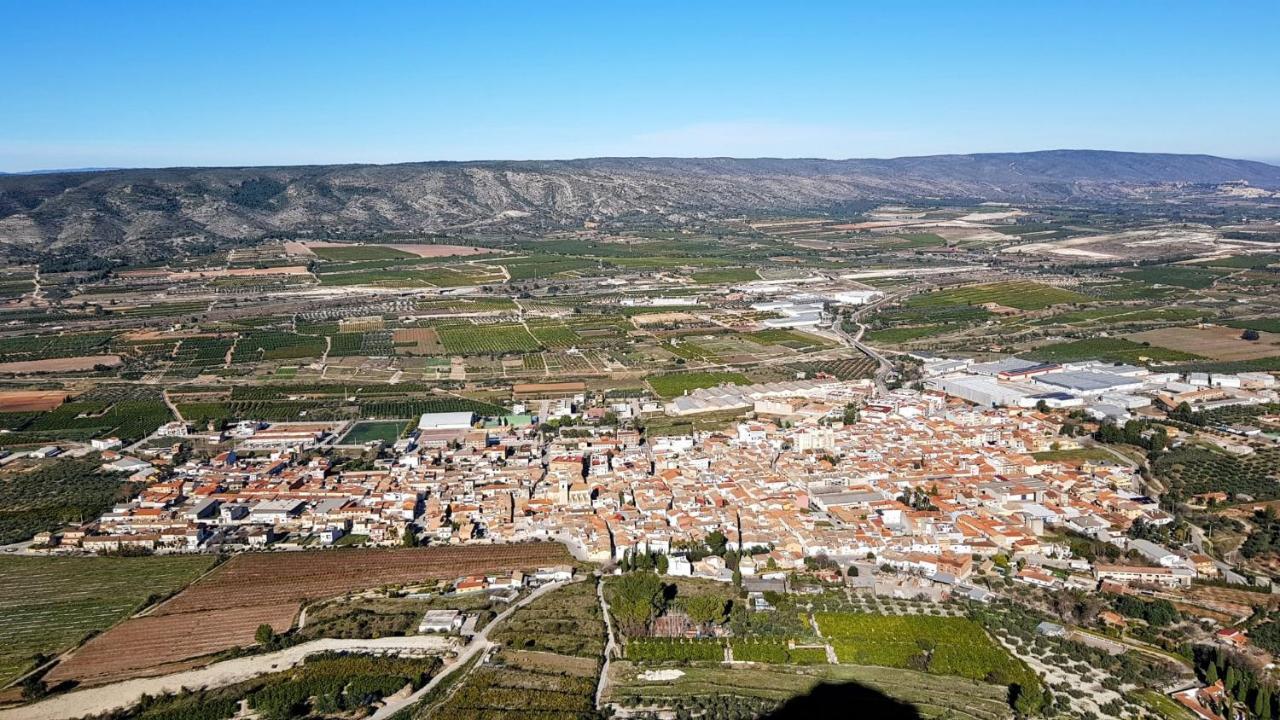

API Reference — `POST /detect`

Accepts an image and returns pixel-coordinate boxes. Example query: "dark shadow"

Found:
[762,681,922,720]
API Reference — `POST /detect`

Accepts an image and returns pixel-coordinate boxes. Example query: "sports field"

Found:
[340,420,408,444]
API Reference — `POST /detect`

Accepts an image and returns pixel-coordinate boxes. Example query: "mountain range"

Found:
[2,150,1278,261]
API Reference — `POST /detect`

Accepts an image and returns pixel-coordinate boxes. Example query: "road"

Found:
[4,582,567,720]
[594,576,619,710]
[0,636,453,720]
[367,579,569,720]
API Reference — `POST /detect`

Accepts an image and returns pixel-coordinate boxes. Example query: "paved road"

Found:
[367,580,569,720]
[0,636,454,720]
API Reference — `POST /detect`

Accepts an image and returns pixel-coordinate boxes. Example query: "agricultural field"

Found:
[1119,266,1229,289]
[0,458,139,544]
[864,324,951,344]
[814,612,1039,692]
[607,661,1015,720]
[1023,337,1202,364]
[423,648,598,720]
[906,281,1089,311]
[435,323,540,355]
[490,579,605,658]
[690,267,760,284]
[46,543,571,685]
[0,555,213,685]
[1127,325,1280,361]
[786,358,877,380]
[103,652,439,720]
[646,371,751,398]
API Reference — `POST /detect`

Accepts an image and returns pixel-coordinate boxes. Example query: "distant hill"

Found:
[2,150,1278,260]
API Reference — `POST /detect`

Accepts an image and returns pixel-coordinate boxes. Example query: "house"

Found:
[418,609,463,633]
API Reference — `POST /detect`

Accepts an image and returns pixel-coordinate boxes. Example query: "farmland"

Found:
[0,555,213,685]
[490,578,605,658]
[906,281,1089,311]
[0,459,138,545]
[814,612,1039,693]
[646,371,751,398]
[607,661,1015,720]
[1023,337,1202,364]
[46,543,571,685]
[1127,325,1280,361]
[435,323,541,355]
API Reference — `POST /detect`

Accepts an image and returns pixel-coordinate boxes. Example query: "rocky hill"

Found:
[2,150,1278,261]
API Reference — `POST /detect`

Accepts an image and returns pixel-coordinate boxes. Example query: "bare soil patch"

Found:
[0,390,67,412]
[46,543,569,686]
[1127,325,1280,361]
[0,355,121,374]
[393,328,444,355]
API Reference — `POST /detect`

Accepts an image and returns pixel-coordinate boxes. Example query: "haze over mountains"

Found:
[2,150,1278,260]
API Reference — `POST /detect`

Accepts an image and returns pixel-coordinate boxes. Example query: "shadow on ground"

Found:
[762,682,922,720]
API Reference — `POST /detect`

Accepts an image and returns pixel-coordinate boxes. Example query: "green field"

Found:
[865,325,951,343]
[340,420,409,445]
[1023,337,1202,364]
[742,329,833,349]
[690,267,760,284]
[609,661,1014,720]
[815,613,1037,692]
[435,323,541,355]
[1118,266,1228,289]
[907,281,1089,311]
[0,555,214,684]
[646,371,751,398]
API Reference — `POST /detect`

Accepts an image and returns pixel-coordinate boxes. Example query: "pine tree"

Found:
[1206,663,1219,684]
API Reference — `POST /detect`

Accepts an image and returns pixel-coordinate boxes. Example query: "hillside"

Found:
[2,150,1279,261]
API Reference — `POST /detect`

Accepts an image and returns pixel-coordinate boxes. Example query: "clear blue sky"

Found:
[2,1,1278,171]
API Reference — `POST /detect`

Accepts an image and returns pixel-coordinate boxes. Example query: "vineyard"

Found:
[0,555,212,685]
[48,544,571,685]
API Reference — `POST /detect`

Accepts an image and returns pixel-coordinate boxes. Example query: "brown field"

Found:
[167,266,311,280]
[46,543,570,686]
[630,312,699,327]
[0,355,122,374]
[0,390,67,412]
[292,241,495,258]
[393,327,444,354]
[1127,325,1280,361]
[502,649,599,677]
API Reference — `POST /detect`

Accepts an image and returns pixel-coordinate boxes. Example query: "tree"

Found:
[656,554,669,575]
[255,623,276,645]
[684,594,727,626]
[401,526,419,547]
[1205,662,1219,685]
[1243,329,1261,341]
[611,572,664,636]
[705,530,728,556]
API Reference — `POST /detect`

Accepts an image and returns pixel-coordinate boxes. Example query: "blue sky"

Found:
[2,1,1278,170]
